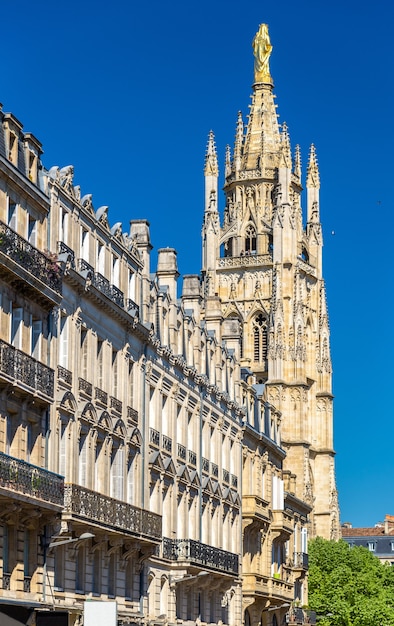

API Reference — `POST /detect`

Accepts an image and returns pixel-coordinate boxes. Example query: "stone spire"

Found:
[202,131,219,275]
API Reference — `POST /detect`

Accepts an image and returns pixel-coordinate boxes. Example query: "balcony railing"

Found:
[110,396,122,413]
[64,483,162,540]
[188,450,196,466]
[177,444,186,461]
[218,252,273,269]
[162,538,239,575]
[0,451,64,507]
[0,220,62,294]
[58,365,72,386]
[79,377,93,397]
[294,551,309,569]
[162,435,172,453]
[95,387,108,405]
[150,428,160,447]
[127,406,138,425]
[0,339,54,399]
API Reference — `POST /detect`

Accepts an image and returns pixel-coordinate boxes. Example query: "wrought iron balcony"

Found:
[76,260,126,309]
[162,537,239,576]
[78,377,93,397]
[293,551,309,570]
[0,339,54,400]
[63,483,162,540]
[127,406,138,425]
[0,219,62,296]
[95,387,108,405]
[57,241,75,269]
[0,451,64,507]
[162,435,172,453]
[188,450,196,466]
[58,365,72,386]
[150,428,160,447]
[110,396,122,413]
[177,444,186,461]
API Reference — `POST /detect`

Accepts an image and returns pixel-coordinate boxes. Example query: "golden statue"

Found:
[253,23,273,83]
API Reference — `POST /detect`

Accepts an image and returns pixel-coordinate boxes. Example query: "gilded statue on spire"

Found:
[253,23,273,83]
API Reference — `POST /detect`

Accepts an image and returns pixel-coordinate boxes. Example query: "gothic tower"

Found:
[202,24,340,539]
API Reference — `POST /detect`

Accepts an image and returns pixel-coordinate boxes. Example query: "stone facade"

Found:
[0,23,336,626]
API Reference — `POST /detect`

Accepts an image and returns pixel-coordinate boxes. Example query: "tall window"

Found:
[253,314,268,362]
[108,553,116,596]
[81,329,88,379]
[245,225,256,253]
[7,200,17,230]
[59,315,68,368]
[28,216,37,245]
[81,227,89,261]
[92,550,101,594]
[31,317,42,360]
[111,445,124,500]
[112,350,118,397]
[10,305,23,349]
[97,339,104,388]
[76,547,85,592]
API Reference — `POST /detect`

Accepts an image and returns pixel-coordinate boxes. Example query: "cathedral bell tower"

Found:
[202,24,340,539]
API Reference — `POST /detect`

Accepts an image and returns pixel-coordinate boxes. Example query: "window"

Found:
[81,227,89,261]
[112,350,118,398]
[245,225,256,253]
[111,445,124,500]
[81,328,88,379]
[54,546,64,589]
[368,542,376,552]
[59,315,68,368]
[8,132,18,163]
[272,475,284,510]
[391,542,394,552]
[108,553,116,596]
[253,313,268,362]
[31,318,42,360]
[7,200,17,230]
[28,216,37,245]
[112,255,120,287]
[92,550,101,594]
[97,338,104,388]
[10,305,23,349]
[76,547,85,592]
[98,241,105,275]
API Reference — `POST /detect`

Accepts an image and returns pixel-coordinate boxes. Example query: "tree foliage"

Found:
[308,537,394,626]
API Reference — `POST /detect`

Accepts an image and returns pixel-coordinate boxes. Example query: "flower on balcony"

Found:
[43,249,62,281]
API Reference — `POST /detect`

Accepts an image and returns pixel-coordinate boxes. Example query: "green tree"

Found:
[308,537,394,626]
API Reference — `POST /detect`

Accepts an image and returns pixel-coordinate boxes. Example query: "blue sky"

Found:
[2,0,393,528]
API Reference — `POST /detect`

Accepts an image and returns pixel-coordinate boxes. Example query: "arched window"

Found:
[301,247,309,263]
[245,225,256,253]
[220,238,233,258]
[253,314,268,362]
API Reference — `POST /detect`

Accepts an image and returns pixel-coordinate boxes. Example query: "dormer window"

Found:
[8,132,18,163]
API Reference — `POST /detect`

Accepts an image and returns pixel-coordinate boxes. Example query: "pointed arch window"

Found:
[245,225,256,254]
[253,314,268,362]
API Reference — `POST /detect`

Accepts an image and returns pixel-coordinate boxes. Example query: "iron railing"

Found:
[0,339,54,398]
[58,365,72,385]
[78,377,93,397]
[127,406,138,424]
[177,444,186,461]
[0,220,62,293]
[294,552,309,569]
[110,396,122,413]
[162,538,239,575]
[64,483,162,540]
[0,451,64,506]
